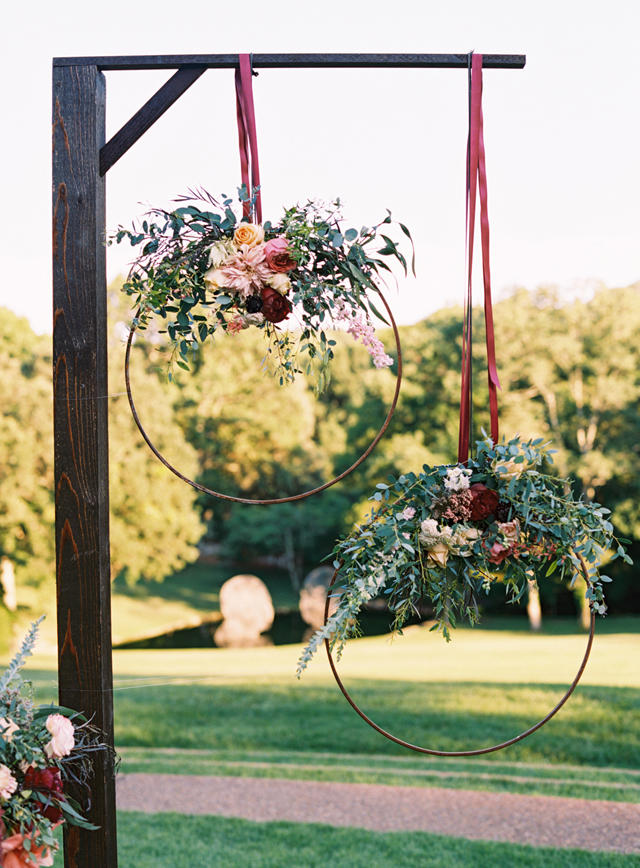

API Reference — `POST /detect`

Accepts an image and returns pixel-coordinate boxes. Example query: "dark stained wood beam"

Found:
[52,63,118,868]
[100,66,206,175]
[53,52,526,71]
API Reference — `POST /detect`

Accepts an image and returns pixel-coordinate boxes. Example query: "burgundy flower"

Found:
[261,287,292,323]
[468,483,500,521]
[23,766,64,823]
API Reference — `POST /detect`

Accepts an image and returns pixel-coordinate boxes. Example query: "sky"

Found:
[1,0,638,334]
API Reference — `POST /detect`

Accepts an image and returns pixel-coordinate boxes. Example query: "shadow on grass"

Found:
[108,678,640,768]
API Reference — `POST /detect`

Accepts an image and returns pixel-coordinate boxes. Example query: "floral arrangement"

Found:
[113,190,413,392]
[297,436,631,675]
[0,618,116,867]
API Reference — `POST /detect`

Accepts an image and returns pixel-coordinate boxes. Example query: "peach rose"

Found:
[44,714,74,759]
[0,718,19,743]
[1,832,55,868]
[233,223,264,248]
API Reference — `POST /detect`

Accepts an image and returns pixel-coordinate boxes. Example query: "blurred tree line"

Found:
[0,282,638,623]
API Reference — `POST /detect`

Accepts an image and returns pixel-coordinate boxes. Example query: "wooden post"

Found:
[52,63,118,868]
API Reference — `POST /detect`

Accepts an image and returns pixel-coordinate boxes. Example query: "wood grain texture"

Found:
[52,63,118,868]
[100,66,206,175]
[52,52,526,71]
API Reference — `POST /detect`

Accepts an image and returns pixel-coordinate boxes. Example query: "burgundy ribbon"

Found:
[235,54,262,223]
[457,53,501,463]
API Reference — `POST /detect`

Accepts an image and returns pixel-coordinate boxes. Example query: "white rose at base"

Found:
[44,713,75,759]
[0,764,17,801]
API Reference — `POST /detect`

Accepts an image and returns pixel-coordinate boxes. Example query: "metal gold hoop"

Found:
[124,291,402,505]
[324,554,595,756]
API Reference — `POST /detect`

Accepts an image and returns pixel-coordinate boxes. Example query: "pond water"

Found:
[114,606,428,650]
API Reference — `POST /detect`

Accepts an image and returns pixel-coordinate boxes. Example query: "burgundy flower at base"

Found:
[261,287,292,323]
[23,766,64,823]
[468,483,500,521]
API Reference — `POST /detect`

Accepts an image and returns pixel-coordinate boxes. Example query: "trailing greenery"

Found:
[113,191,413,392]
[298,436,631,673]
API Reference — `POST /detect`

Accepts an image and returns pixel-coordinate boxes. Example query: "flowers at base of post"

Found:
[297,435,632,674]
[113,192,414,392]
[0,618,117,864]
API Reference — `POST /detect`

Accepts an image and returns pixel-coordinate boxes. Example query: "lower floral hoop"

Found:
[124,290,402,505]
[323,554,595,756]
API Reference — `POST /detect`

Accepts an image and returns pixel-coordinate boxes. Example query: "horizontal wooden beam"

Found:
[100,66,206,175]
[53,53,526,71]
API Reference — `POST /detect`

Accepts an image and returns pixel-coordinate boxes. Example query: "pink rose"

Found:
[488,541,511,565]
[44,714,74,759]
[264,237,296,273]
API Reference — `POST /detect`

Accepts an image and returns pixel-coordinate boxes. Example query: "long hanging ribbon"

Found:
[235,54,262,223]
[457,53,501,463]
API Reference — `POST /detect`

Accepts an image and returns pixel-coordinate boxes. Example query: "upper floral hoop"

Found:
[115,191,412,504]
[124,286,402,505]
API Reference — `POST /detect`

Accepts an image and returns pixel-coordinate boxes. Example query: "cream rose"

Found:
[0,764,17,801]
[426,543,449,568]
[44,713,75,759]
[494,457,530,480]
[266,272,292,295]
[203,267,227,291]
[452,526,482,555]
[233,223,264,248]
[0,717,19,743]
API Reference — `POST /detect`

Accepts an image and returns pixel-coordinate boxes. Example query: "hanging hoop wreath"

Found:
[124,289,402,505]
[322,557,595,757]
[113,54,413,503]
[296,54,631,753]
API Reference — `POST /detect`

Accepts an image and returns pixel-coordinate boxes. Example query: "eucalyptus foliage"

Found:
[297,436,631,675]
[112,190,413,392]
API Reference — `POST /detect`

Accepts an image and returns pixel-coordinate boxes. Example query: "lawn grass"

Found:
[21,622,640,806]
[50,812,638,867]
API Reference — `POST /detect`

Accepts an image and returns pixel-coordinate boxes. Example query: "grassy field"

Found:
[9,617,639,864]
[24,619,640,808]
[52,813,637,867]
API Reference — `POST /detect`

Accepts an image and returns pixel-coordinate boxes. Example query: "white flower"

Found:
[444,466,472,492]
[207,238,236,268]
[0,764,17,801]
[439,525,453,538]
[419,519,440,545]
[0,717,19,743]
[266,272,292,295]
[244,312,265,326]
[44,713,75,759]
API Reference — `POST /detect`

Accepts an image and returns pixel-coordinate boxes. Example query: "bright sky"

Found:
[2,0,638,334]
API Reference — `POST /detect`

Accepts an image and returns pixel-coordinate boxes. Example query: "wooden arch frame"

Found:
[51,51,525,868]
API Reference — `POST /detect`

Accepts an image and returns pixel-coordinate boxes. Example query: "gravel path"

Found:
[117,773,640,854]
